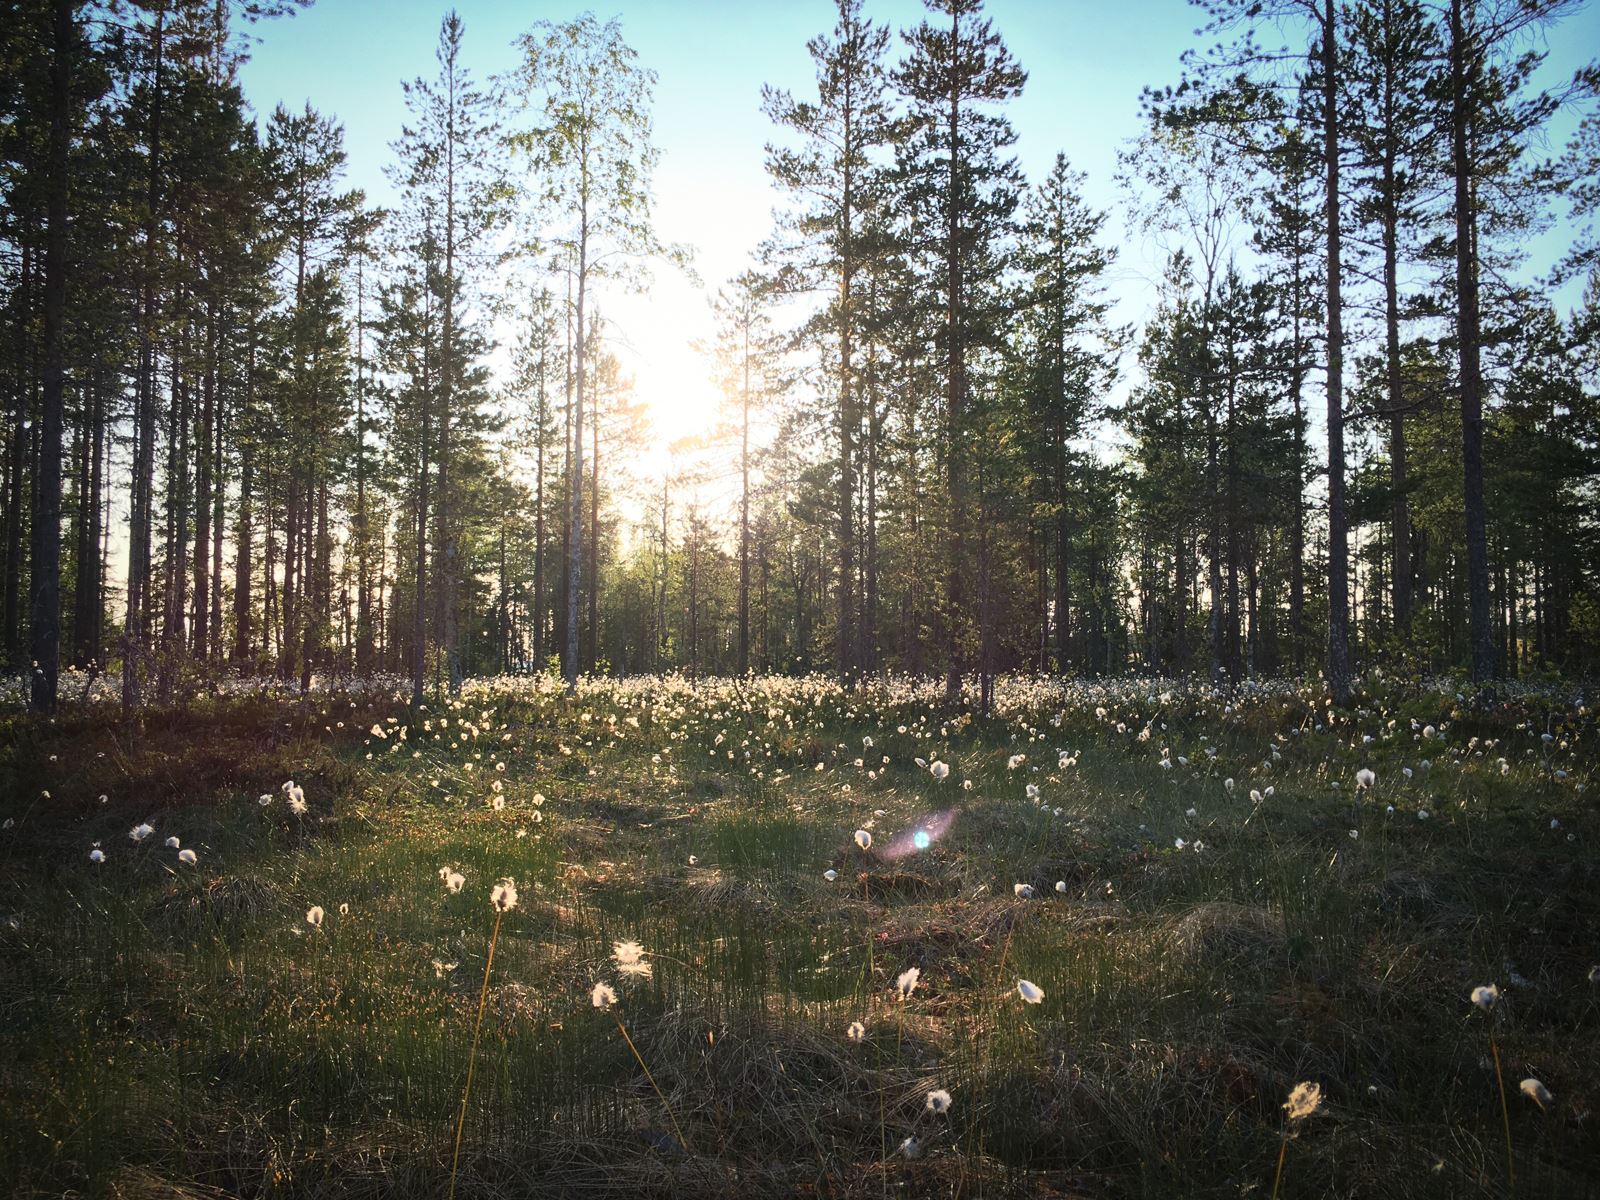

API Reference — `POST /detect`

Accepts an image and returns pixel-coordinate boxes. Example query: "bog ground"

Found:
[1,673,1597,1198]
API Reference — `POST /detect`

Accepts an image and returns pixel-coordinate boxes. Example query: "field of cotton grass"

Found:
[1,671,1597,1198]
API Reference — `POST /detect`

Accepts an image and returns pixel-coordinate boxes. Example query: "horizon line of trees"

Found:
[2,0,1597,713]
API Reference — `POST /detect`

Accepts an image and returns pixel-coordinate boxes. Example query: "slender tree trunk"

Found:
[124,9,164,708]
[586,378,599,673]
[1450,0,1493,684]
[1323,0,1353,703]
[942,8,965,701]
[72,377,103,666]
[439,76,461,696]
[1380,4,1411,637]
[193,304,216,664]
[412,358,430,708]
[355,251,371,672]
[532,349,546,670]
[565,211,587,693]
[29,0,72,711]
[738,319,751,675]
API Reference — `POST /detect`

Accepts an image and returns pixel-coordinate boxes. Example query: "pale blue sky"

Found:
[234,0,1597,479]
[234,0,1202,466]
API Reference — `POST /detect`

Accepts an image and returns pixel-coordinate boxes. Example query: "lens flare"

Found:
[878,810,956,861]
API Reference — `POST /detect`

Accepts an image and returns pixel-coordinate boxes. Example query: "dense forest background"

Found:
[2,0,1598,712]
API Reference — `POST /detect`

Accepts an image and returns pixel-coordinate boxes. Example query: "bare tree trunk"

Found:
[193,306,216,664]
[738,316,752,675]
[1450,0,1493,685]
[124,9,165,709]
[355,251,371,673]
[73,376,105,666]
[532,347,546,670]
[565,218,587,694]
[412,364,430,708]
[29,0,72,711]
[942,10,965,701]
[1323,0,1353,704]
[586,379,599,672]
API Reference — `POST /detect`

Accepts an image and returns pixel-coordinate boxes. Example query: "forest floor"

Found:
[1,672,1597,1199]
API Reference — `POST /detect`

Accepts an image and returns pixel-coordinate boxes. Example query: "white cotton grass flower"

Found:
[895,966,921,999]
[258,793,273,806]
[925,1088,952,1115]
[1471,984,1501,1010]
[177,848,197,865]
[1356,768,1376,790]
[1589,965,1600,985]
[1283,1081,1323,1121]
[89,845,105,863]
[306,905,324,928]
[1017,978,1045,1004]
[1007,754,1026,770]
[854,829,873,851]
[613,940,653,980]
[130,823,154,842]
[491,877,519,912]
[165,836,180,849]
[1054,880,1068,894]
[1520,1078,1553,1109]
[440,867,466,893]
[590,981,617,1009]
[847,1020,866,1042]
[899,1136,922,1159]
[823,869,838,882]
[1013,883,1035,899]
[287,787,308,816]
[930,760,950,780]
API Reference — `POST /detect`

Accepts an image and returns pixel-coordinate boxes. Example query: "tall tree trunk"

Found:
[193,304,216,664]
[1380,0,1411,637]
[30,0,72,711]
[439,84,460,696]
[532,348,546,670]
[355,250,372,673]
[565,217,587,694]
[123,9,164,708]
[941,7,965,701]
[210,351,224,664]
[1323,0,1353,704]
[1450,0,1494,685]
[738,320,751,675]
[1289,228,1307,673]
[412,356,430,708]
[72,376,103,666]
[586,378,599,673]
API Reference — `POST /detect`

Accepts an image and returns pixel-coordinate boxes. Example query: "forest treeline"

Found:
[2,0,1598,712]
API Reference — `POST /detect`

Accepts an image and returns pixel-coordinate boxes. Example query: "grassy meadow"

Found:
[1,672,1597,1198]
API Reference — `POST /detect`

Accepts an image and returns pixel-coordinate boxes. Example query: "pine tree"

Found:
[508,12,676,693]
[893,0,1025,699]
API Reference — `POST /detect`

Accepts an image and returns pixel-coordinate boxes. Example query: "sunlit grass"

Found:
[1,674,1595,1197]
